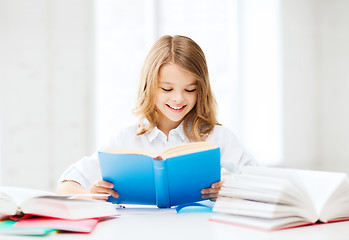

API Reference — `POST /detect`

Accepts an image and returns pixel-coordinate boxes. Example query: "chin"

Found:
[166,114,186,123]
[168,117,185,123]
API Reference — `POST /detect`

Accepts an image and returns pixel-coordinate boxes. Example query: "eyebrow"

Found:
[159,81,197,86]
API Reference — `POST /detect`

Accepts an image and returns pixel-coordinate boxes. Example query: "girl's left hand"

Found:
[201,179,225,201]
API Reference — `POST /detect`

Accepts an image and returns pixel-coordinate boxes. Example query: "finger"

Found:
[90,185,106,194]
[201,187,219,195]
[91,186,119,198]
[90,190,118,200]
[109,189,119,198]
[211,179,225,189]
[201,193,218,200]
[94,180,114,189]
[91,195,109,201]
[202,192,218,198]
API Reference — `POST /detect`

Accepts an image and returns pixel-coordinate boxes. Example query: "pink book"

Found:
[14,218,100,233]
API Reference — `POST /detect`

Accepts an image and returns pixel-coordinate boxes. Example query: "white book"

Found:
[212,166,349,230]
[0,187,118,220]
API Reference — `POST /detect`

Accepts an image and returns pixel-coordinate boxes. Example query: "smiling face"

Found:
[155,63,198,134]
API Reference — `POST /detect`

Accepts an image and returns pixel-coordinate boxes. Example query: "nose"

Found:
[172,90,184,103]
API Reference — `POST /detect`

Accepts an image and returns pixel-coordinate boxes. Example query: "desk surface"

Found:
[2,209,349,240]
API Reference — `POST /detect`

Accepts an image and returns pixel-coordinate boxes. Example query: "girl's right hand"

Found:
[90,180,119,201]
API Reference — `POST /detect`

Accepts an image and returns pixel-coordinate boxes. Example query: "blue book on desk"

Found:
[98,142,221,208]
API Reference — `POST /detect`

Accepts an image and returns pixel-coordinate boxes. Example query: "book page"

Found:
[101,142,218,160]
[160,141,217,159]
[101,148,156,158]
[239,166,318,221]
[241,166,348,218]
[21,197,118,220]
[213,197,308,219]
[0,187,54,205]
[211,213,308,230]
[221,174,305,206]
[297,170,347,218]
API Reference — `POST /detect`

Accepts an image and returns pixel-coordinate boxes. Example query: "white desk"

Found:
[2,210,349,240]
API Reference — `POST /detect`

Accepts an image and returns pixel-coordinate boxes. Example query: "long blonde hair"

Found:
[133,35,219,141]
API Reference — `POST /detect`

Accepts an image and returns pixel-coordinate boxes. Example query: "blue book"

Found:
[98,142,221,208]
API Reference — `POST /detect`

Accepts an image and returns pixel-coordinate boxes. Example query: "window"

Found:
[95,0,282,165]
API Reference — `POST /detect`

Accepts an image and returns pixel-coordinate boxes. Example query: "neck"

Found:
[157,119,182,140]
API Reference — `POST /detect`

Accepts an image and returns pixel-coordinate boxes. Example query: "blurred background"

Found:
[0,0,348,191]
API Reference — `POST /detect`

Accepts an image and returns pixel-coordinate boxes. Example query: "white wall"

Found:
[280,0,349,172]
[1,0,349,192]
[238,0,282,166]
[0,0,94,191]
[317,0,349,172]
[281,0,319,169]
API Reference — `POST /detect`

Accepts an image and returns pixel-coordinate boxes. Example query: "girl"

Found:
[57,35,257,201]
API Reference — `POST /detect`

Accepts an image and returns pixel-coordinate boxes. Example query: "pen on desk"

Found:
[115,204,125,209]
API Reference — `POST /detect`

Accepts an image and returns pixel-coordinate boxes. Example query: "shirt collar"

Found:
[146,126,163,143]
[146,121,187,143]
[170,122,186,141]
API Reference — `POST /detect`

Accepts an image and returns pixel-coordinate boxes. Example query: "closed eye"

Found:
[185,89,197,93]
[161,88,172,92]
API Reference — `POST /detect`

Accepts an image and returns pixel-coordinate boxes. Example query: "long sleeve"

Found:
[207,125,257,173]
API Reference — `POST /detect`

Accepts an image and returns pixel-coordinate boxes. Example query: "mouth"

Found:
[166,104,186,112]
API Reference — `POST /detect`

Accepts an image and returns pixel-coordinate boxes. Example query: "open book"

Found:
[0,187,118,220]
[99,141,221,208]
[211,166,349,230]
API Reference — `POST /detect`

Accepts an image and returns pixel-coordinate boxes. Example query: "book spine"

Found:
[153,159,170,208]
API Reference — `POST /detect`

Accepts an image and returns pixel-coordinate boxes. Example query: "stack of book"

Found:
[0,187,119,236]
[211,166,349,230]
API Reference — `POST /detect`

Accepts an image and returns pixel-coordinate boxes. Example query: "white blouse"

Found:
[58,123,257,189]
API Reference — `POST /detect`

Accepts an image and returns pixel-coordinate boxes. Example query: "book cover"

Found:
[99,143,221,208]
[14,218,99,233]
[0,220,56,236]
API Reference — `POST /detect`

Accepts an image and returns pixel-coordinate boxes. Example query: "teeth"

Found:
[169,105,184,110]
